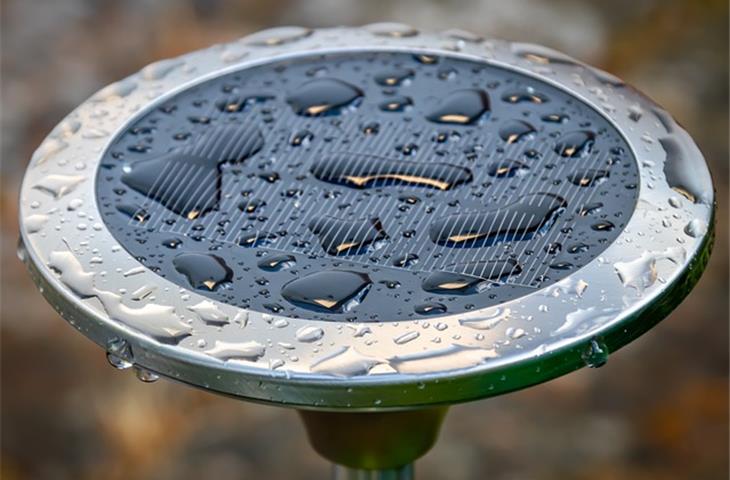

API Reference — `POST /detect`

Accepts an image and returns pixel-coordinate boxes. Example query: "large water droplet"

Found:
[429,193,567,247]
[173,253,233,291]
[281,270,371,313]
[309,216,388,256]
[287,78,363,116]
[426,89,490,124]
[311,156,472,191]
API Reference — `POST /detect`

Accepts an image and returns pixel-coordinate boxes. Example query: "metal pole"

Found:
[332,464,414,480]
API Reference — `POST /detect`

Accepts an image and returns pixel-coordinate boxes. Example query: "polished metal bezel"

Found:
[18,25,715,411]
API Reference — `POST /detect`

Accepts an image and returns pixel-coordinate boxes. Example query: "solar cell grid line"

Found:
[515,143,612,283]
[143,92,223,232]
[425,136,528,276]
[269,119,346,254]
[230,114,323,248]
[520,149,614,285]
[467,137,556,282]
[429,133,527,275]
[301,123,402,257]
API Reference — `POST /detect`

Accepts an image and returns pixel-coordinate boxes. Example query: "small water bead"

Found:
[287,78,363,116]
[567,169,610,187]
[244,26,312,46]
[498,120,535,144]
[502,88,548,104]
[238,198,266,214]
[309,216,388,256]
[394,331,420,345]
[379,96,413,112]
[162,238,183,249]
[554,131,596,158]
[415,303,447,316]
[426,89,490,125]
[393,253,418,268]
[116,203,150,223]
[362,122,380,135]
[684,219,707,238]
[258,254,296,272]
[134,366,160,383]
[582,339,609,368]
[364,22,418,38]
[413,53,439,65]
[374,69,415,87]
[542,113,568,123]
[591,221,615,232]
[106,338,134,370]
[238,231,277,247]
[487,159,529,178]
[296,326,325,343]
[290,130,314,147]
[578,202,603,216]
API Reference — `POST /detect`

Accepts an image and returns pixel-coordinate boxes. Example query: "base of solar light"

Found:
[299,407,447,479]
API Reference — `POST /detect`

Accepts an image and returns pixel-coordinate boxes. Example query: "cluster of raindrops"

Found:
[93,50,641,322]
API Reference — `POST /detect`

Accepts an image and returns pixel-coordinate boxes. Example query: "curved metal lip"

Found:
[18,25,715,410]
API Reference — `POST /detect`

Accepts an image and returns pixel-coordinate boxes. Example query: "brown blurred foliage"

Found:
[1,1,727,479]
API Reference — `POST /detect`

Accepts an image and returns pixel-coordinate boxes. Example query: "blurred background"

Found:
[1,1,727,479]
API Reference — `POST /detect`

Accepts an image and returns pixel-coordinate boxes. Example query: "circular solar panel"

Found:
[19,26,714,410]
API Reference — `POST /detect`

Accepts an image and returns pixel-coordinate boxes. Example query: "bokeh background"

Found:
[1,1,728,479]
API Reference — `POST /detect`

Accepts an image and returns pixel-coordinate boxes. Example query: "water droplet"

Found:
[31,138,67,165]
[281,270,371,313]
[258,254,296,271]
[296,326,325,343]
[379,96,412,112]
[394,331,420,345]
[134,366,160,383]
[310,346,383,376]
[309,216,388,255]
[374,69,414,87]
[459,307,510,330]
[188,300,230,326]
[206,340,266,361]
[364,22,418,38]
[389,344,497,374]
[502,88,548,104]
[392,253,418,268]
[287,78,363,116]
[33,174,85,198]
[614,247,685,292]
[244,26,312,46]
[554,131,595,158]
[499,120,535,144]
[582,339,609,368]
[24,214,49,234]
[567,168,609,187]
[426,89,490,124]
[122,124,263,217]
[684,219,707,238]
[290,129,314,147]
[487,159,529,178]
[106,338,133,370]
[141,58,183,80]
[311,155,472,191]
[429,193,566,247]
[173,253,233,291]
[414,302,447,316]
